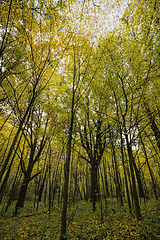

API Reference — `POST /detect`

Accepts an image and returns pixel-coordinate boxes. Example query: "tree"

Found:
[0,0,73,183]
[13,101,54,215]
[59,33,95,238]
[59,43,78,240]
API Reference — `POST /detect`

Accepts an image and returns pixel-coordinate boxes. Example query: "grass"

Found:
[0,199,160,239]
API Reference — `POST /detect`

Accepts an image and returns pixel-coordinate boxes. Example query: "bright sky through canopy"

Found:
[68,0,128,39]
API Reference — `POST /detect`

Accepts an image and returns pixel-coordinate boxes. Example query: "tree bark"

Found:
[59,49,76,240]
[143,100,160,152]
[125,133,142,220]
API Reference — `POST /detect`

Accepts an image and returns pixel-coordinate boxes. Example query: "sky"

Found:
[67,0,129,39]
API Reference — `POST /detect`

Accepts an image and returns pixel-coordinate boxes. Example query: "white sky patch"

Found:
[67,0,129,40]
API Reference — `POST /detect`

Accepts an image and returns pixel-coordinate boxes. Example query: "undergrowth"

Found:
[0,199,160,239]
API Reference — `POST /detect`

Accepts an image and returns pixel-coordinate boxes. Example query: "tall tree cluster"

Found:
[0,0,159,238]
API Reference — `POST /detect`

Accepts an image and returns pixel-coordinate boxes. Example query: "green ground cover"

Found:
[0,199,160,240]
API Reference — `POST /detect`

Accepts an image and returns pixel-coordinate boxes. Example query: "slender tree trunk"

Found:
[108,163,113,198]
[125,133,142,220]
[1,163,21,215]
[140,135,159,200]
[143,101,160,151]
[103,160,110,197]
[59,116,74,239]
[0,131,23,203]
[37,165,48,209]
[109,123,123,206]
[86,163,89,201]
[119,127,132,210]
[34,161,41,208]
[0,94,36,182]
[48,160,51,215]
[121,152,132,209]
[44,176,48,205]
[58,163,62,207]
[0,128,24,203]
[132,159,145,198]
[59,49,76,240]
[91,162,96,212]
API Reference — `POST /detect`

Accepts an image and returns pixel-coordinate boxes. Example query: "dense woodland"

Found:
[0,0,160,239]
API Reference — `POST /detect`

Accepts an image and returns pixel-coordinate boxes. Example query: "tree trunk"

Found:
[14,164,41,215]
[37,165,48,209]
[0,130,23,203]
[143,101,160,151]
[120,127,132,210]
[108,163,113,198]
[140,134,159,200]
[0,94,36,182]
[59,49,76,240]
[132,160,145,198]
[103,160,110,197]
[125,133,142,220]
[1,163,21,215]
[109,123,123,206]
[14,174,31,216]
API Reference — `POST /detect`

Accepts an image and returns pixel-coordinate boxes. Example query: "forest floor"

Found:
[0,198,160,240]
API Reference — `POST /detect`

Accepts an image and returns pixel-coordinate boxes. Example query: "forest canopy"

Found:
[0,0,160,239]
